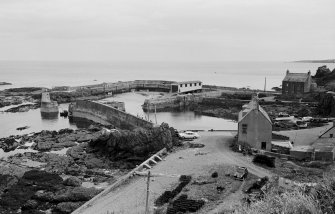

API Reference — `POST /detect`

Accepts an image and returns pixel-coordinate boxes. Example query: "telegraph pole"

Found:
[154,104,157,124]
[145,171,151,214]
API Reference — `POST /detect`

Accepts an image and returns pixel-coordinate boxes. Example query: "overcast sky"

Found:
[0,0,334,61]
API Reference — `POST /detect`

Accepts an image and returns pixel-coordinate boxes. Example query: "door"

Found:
[261,142,266,150]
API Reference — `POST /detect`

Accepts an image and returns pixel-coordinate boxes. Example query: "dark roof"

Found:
[283,73,309,83]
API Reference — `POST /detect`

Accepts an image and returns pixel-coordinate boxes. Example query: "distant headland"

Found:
[292,59,335,63]
[0,82,12,85]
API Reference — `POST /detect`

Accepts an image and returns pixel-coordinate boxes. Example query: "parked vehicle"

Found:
[178,131,200,139]
[302,116,313,122]
[296,120,308,128]
[233,166,248,181]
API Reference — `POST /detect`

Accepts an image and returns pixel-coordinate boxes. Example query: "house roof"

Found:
[283,72,309,83]
[238,97,272,124]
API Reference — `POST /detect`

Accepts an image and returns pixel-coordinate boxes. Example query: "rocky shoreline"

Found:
[0,122,178,213]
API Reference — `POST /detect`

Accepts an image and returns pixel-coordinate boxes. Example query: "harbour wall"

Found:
[142,90,222,111]
[70,80,176,94]
[71,100,153,129]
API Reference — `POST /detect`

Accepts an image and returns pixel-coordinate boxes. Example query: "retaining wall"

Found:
[71,100,153,129]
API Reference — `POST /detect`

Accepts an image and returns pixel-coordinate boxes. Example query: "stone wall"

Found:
[71,100,153,129]
[142,90,222,111]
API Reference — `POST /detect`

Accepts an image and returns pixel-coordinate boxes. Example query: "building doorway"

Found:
[261,142,266,150]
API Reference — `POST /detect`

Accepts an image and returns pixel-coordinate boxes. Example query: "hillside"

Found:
[294,59,335,63]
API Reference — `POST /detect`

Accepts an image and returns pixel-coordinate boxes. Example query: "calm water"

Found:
[0,61,334,138]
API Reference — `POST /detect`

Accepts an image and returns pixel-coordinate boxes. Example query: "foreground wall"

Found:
[71,100,153,129]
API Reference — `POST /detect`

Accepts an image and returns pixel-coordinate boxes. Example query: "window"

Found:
[185,84,187,87]
[242,124,247,134]
[190,83,192,87]
[180,84,182,87]
[199,83,202,86]
[330,134,333,138]
[194,83,197,86]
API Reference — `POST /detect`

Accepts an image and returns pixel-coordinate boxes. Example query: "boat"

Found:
[40,92,59,115]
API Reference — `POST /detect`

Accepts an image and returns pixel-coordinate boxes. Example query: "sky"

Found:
[0,0,334,61]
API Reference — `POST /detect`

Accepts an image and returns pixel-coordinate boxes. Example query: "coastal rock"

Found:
[5,104,39,113]
[0,170,63,210]
[77,132,101,143]
[55,201,84,214]
[66,145,87,160]
[22,199,39,210]
[1,138,19,152]
[63,176,82,187]
[0,175,18,195]
[35,140,55,151]
[58,128,74,135]
[57,134,77,144]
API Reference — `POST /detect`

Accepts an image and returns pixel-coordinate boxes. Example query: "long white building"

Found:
[171,80,202,94]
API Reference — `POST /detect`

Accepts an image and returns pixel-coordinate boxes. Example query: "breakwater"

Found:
[70,100,153,129]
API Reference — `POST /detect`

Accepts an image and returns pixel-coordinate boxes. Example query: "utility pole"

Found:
[147,101,150,121]
[145,171,151,214]
[154,104,157,124]
[264,77,267,92]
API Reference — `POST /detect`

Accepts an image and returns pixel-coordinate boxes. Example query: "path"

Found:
[77,132,271,214]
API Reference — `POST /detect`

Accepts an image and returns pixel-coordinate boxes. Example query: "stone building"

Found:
[238,97,272,151]
[282,70,312,96]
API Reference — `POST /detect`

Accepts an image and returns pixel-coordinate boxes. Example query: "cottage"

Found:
[282,70,312,96]
[170,81,202,94]
[238,97,272,151]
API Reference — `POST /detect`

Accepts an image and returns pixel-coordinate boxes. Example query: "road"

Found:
[77,131,271,214]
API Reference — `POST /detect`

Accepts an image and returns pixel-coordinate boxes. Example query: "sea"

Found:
[0,61,334,139]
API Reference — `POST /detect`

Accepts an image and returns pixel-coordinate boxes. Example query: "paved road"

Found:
[78,132,271,214]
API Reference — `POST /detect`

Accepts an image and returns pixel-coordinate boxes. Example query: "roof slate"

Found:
[283,73,309,82]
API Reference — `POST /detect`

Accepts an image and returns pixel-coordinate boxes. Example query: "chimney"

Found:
[308,70,311,76]
[286,70,290,75]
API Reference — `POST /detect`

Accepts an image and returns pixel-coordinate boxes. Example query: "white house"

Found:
[171,80,202,94]
[238,96,272,151]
